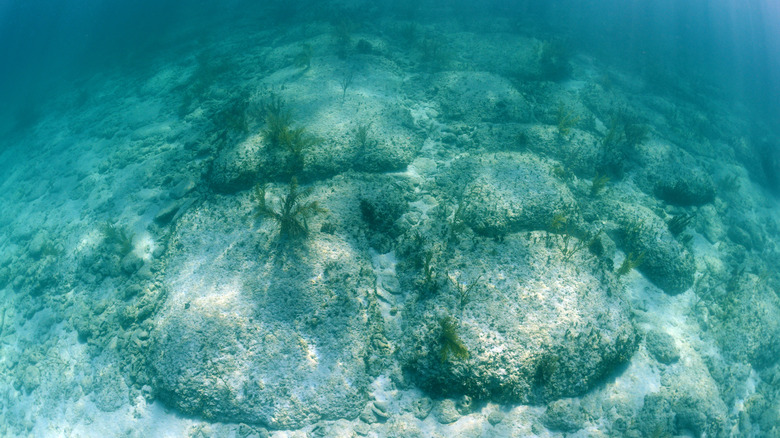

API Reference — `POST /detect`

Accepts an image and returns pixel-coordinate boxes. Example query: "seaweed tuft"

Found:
[439,316,469,362]
[600,111,648,177]
[590,172,611,196]
[261,96,317,175]
[254,178,326,240]
[293,44,313,70]
[616,251,645,277]
[667,213,694,236]
[546,213,601,262]
[262,95,293,148]
[100,221,134,257]
[556,102,580,138]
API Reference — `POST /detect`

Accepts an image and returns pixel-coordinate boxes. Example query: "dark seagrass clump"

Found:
[254,178,326,240]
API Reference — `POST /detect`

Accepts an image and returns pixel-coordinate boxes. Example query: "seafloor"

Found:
[1,10,779,438]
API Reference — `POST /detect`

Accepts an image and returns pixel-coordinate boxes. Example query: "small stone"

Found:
[645,330,680,364]
[380,276,401,295]
[136,267,153,281]
[121,253,144,275]
[237,424,253,438]
[433,399,461,424]
[29,233,46,259]
[141,385,154,402]
[21,365,41,393]
[237,423,269,438]
[360,403,378,424]
[154,199,183,225]
[171,178,197,199]
[353,422,370,436]
[442,132,458,144]
[152,246,166,259]
[124,284,143,299]
[412,396,433,420]
[487,410,505,425]
[371,401,391,421]
[456,395,473,415]
[542,399,584,432]
[405,212,421,226]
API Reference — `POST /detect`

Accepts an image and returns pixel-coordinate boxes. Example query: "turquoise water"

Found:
[1,1,779,437]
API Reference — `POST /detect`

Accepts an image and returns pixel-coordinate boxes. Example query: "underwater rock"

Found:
[358,177,410,253]
[644,330,680,365]
[744,378,780,435]
[456,153,576,238]
[432,399,461,424]
[207,136,262,193]
[154,198,187,225]
[606,201,695,295]
[150,304,369,429]
[726,216,766,251]
[430,72,531,123]
[28,232,47,259]
[359,401,391,424]
[637,366,729,437]
[455,394,473,415]
[522,124,603,177]
[410,396,433,420]
[487,409,505,426]
[21,364,41,393]
[350,132,419,174]
[639,147,716,206]
[26,258,62,297]
[635,392,676,437]
[147,195,376,429]
[237,423,269,438]
[542,399,585,432]
[120,252,144,275]
[653,170,716,206]
[171,177,197,199]
[90,363,130,412]
[707,280,780,368]
[400,233,637,404]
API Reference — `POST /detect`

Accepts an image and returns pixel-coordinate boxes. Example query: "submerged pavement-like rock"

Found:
[400,232,637,403]
[605,201,696,295]
[452,153,577,238]
[147,193,377,428]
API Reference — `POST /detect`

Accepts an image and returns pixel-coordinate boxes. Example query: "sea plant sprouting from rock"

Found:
[254,178,326,240]
[261,95,317,175]
[439,316,469,362]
